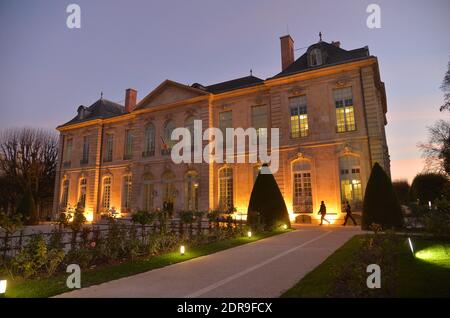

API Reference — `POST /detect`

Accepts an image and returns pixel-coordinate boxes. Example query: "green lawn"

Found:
[5,230,286,298]
[282,234,450,298]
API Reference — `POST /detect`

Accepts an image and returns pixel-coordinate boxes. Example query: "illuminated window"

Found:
[309,48,323,66]
[124,129,133,160]
[218,167,233,212]
[289,96,308,138]
[122,175,132,211]
[61,179,70,209]
[162,170,176,206]
[219,111,232,149]
[184,170,199,210]
[78,178,87,208]
[142,173,154,211]
[292,161,313,213]
[339,156,362,211]
[251,105,268,145]
[334,87,356,132]
[162,121,175,155]
[102,177,112,210]
[143,123,155,157]
[104,134,114,162]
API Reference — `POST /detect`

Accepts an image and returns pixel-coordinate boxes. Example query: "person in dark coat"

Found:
[318,201,330,225]
[343,201,357,226]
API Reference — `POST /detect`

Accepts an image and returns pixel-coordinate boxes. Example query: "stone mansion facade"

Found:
[53,34,390,223]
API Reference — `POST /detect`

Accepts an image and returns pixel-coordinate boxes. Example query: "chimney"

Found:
[331,41,341,48]
[280,35,294,71]
[125,88,137,112]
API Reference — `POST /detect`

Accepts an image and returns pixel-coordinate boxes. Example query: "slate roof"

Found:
[271,41,371,79]
[59,98,125,127]
[200,75,264,94]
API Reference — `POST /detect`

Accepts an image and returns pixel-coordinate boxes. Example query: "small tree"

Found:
[362,163,403,230]
[131,210,155,243]
[409,173,450,204]
[247,164,290,230]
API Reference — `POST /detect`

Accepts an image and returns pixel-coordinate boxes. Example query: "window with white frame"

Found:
[142,173,154,211]
[124,129,133,160]
[102,177,112,210]
[143,123,155,157]
[289,96,309,138]
[251,105,268,145]
[334,87,356,132]
[218,167,233,212]
[339,155,362,211]
[104,134,114,162]
[309,48,323,66]
[78,177,87,208]
[61,179,70,209]
[292,160,313,213]
[184,170,199,210]
[122,175,132,211]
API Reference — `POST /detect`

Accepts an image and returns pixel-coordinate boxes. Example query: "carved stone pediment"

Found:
[336,76,351,88]
[289,86,304,95]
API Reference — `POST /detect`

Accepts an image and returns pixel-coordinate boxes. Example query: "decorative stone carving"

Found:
[289,86,303,95]
[336,76,351,88]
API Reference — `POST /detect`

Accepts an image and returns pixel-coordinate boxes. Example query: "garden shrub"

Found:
[247,164,290,230]
[410,173,450,204]
[362,163,403,230]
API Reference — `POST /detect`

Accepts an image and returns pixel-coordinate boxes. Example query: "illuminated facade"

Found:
[53,35,389,224]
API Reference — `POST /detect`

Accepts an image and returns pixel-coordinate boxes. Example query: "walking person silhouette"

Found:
[342,200,357,226]
[318,201,330,225]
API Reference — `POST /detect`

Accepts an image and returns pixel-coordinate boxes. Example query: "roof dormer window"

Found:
[309,48,323,67]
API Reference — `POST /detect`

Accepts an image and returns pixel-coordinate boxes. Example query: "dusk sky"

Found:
[0,0,449,182]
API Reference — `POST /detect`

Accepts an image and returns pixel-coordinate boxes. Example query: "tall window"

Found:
[102,177,112,210]
[219,111,232,149]
[292,161,313,213]
[61,179,69,209]
[252,105,268,145]
[143,123,155,157]
[124,129,133,160]
[339,155,362,211]
[184,170,199,210]
[334,87,356,132]
[104,134,114,162]
[81,136,89,164]
[122,175,132,211]
[78,178,87,208]
[162,121,175,155]
[218,167,233,211]
[289,96,308,138]
[309,48,323,66]
[162,171,176,206]
[64,138,73,167]
[142,173,154,211]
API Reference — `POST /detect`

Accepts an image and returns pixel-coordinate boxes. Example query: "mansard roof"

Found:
[270,41,371,79]
[59,98,125,128]
[197,75,264,94]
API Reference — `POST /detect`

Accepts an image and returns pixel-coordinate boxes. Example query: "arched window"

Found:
[292,160,313,213]
[61,179,70,210]
[309,48,323,66]
[218,167,233,212]
[162,170,176,207]
[102,176,112,210]
[184,170,199,210]
[78,177,87,208]
[142,173,155,211]
[143,123,155,157]
[122,175,132,212]
[339,155,362,211]
[162,120,175,155]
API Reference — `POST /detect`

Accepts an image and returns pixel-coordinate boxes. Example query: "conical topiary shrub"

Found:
[247,164,290,230]
[362,162,403,230]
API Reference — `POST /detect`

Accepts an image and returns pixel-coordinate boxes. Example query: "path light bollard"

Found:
[180,245,185,256]
[247,231,252,239]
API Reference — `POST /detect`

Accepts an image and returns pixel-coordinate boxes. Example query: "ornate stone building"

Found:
[53,34,389,223]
